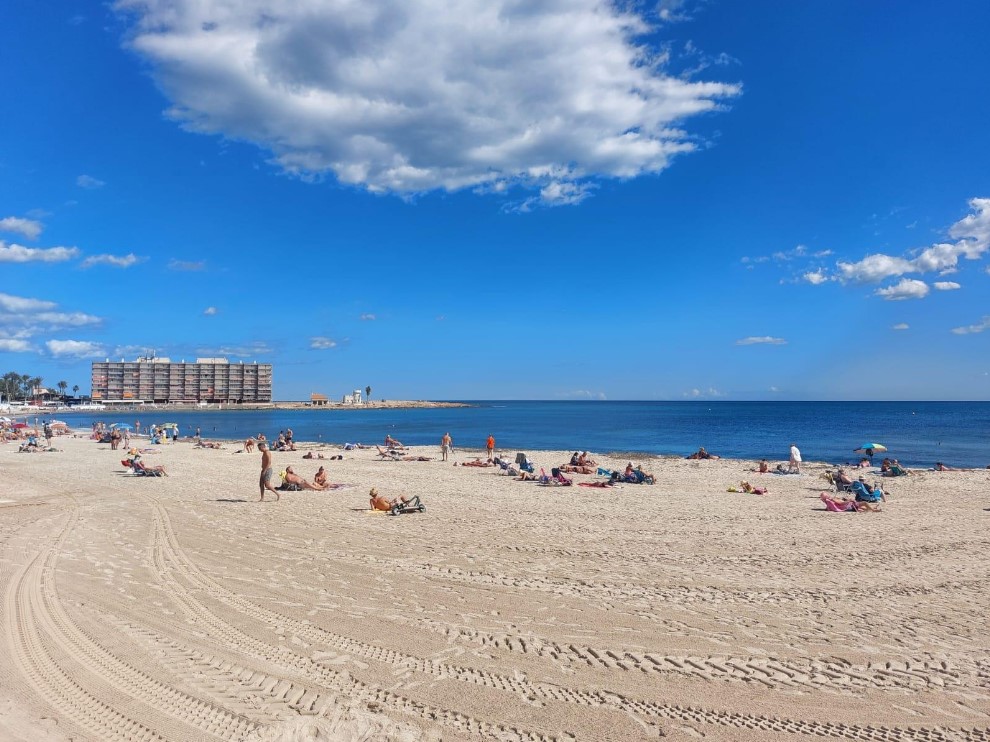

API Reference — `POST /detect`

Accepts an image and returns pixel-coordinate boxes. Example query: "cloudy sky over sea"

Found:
[2,1,988,400]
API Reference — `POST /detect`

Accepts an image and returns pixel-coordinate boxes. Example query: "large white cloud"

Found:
[837,198,990,283]
[0,293,102,341]
[119,0,740,203]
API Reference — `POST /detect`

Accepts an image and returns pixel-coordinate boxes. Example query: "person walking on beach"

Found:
[486,434,495,461]
[789,443,802,474]
[440,432,453,461]
[258,442,280,501]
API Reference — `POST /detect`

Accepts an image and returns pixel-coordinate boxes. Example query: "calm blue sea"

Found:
[53,401,989,469]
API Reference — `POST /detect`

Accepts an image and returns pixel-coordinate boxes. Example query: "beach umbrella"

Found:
[854,443,887,453]
[111,423,133,430]
[13,422,28,429]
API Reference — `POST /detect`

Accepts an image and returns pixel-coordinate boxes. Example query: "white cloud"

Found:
[0,241,79,263]
[838,198,990,283]
[558,390,607,400]
[933,281,961,291]
[838,253,914,282]
[0,338,33,352]
[735,336,787,346]
[684,386,722,398]
[803,269,828,285]
[951,316,990,335]
[197,343,272,357]
[359,313,376,321]
[0,293,102,342]
[120,0,740,206]
[310,337,337,350]
[80,253,143,268]
[892,323,910,331]
[46,339,106,358]
[0,217,43,240]
[0,293,57,313]
[76,174,105,189]
[203,306,218,315]
[875,278,929,301]
[768,386,779,393]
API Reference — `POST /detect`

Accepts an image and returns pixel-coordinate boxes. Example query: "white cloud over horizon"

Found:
[310,337,337,350]
[892,323,910,331]
[203,306,218,315]
[0,293,102,355]
[0,241,79,263]
[120,0,740,206]
[0,217,44,240]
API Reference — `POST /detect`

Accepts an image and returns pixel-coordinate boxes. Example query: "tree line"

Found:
[1,372,80,402]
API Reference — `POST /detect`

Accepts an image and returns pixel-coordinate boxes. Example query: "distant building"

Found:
[310,393,329,407]
[90,357,272,404]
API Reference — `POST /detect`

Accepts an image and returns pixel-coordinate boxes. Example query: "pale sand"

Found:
[1,434,988,741]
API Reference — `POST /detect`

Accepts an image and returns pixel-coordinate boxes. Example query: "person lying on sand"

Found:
[369,487,422,512]
[559,463,596,474]
[934,462,966,471]
[739,481,769,495]
[283,466,327,491]
[686,447,719,460]
[458,458,493,467]
[820,492,881,512]
[515,471,539,481]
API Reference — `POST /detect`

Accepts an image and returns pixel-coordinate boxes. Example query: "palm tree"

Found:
[73,384,80,397]
[365,385,372,402]
[58,380,68,399]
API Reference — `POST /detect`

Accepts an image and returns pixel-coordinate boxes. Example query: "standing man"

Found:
[789,443,802,474]
[43,421,53,448]
[440,432,453,462]
[258,442,280,501]
[486,434,495,462]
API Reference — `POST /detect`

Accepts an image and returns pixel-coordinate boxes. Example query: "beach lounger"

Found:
[389,496,425,515]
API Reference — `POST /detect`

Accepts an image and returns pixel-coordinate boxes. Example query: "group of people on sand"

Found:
[559,451,597,474]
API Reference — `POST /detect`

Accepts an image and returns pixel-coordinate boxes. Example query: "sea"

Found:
[46,401,989,470]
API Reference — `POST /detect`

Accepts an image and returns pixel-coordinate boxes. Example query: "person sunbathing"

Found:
[458,458,493,467]
[384,434,404,449]
[740,481,769,495]
[852,478,886,503]
[133,457,168,476]
[369,487,422,512]
[757,459,769,473]
[283,466,327,491]
[856,457,871,468]
[560,463,595,474]
[820,492,881,512]
[686,447,719,460]
[835,469,854,486]
[934,462,964,471]
[515,471,539,481]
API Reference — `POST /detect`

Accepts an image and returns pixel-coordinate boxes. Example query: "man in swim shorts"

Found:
[258,442,280,502]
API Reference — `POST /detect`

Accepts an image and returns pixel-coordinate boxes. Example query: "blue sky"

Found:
[2,0,989,401]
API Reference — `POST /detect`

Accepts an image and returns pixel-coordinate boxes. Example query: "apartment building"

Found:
[90,357,272,404]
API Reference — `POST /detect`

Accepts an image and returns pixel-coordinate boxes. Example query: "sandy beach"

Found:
[1,433,988,742]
